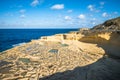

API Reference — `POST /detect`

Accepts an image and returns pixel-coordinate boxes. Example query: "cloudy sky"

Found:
[0,0,120,28]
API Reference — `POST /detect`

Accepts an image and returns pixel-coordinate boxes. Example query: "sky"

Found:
[0,0,120,29]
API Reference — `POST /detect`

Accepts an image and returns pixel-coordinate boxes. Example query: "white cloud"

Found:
[99,2,105,9]
[51,4,64,10]
[67,10,73,13]
[92,22,96,25]
[88,5,94,11]
[102,12,108,17]
[88,4,101,12]
[20,14,26,18]
[31,0,39,7]
[19,9,26,14]
[64,16,72,20]
[78,14,85,19]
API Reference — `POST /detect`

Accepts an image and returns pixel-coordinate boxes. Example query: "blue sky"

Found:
[0,0,120,28]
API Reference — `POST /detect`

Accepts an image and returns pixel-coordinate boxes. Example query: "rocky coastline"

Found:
[0,17,120,80]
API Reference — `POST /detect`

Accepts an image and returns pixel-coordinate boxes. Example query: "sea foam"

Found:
[12,42,26,47]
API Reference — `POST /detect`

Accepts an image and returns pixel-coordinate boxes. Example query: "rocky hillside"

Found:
[91,17,120,31]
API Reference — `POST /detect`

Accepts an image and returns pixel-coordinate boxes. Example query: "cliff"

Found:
[79,17,120,58]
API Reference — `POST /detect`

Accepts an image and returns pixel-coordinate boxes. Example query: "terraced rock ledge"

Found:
[0,17,120,80]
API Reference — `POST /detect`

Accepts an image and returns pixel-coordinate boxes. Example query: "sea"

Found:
[0,29,78,52]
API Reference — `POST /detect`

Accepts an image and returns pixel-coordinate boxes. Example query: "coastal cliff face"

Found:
[77,17,120,80]
[79,17,120,58]
[0,17,120,80]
